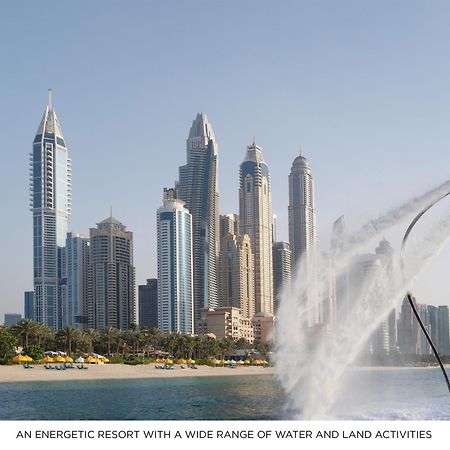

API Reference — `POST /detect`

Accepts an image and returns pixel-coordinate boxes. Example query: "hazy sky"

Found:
[2,1,450,321]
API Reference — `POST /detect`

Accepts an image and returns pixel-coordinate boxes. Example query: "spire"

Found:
[48,88,53,110]
[35,90,64,138]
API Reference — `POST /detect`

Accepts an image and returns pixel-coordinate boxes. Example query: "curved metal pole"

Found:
[401,191,450,394]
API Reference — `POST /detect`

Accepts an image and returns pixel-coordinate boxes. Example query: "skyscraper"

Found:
[139,279,158,330]
[239,143,274,315]
[437,306,450,356]
[273,241,292,313]
[64,232,90,329]
[288,153,316,269]
[178,113,219,330]
[88,216,135,329]
[30,90,71,330]
[218,214,255,319]
[24,291,34,320]
[157,193,193,334]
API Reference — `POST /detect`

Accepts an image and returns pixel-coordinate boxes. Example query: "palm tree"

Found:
[11,319,37,350]
[57,326,80,355]
[82,329,99,354]
[101,327,118,356]
[33,323,53,349]
[147,327,164,356]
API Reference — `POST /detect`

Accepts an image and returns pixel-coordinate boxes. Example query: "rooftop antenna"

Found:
[299,144,302,156]
[110,205,113,218]
[48,88,53,110]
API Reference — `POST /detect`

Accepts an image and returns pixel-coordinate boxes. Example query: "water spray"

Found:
[401,190,450,394]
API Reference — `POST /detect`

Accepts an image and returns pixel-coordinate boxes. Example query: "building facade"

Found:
[437,306,450,356]
[273,241,291,313]
[198,307,254,343]
[24,291,34,320]
[218,224,255,319]
[178,113,219,331]
[138,279,158,330]
[30,90,71,330]
[239,143,274,315]
[288,153,316,269]
[88,216,135,329]
[157,195,194,334]
[64,232,90,329]
[4,314,22,327]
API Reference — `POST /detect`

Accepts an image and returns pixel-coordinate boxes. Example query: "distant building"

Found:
[88,216,136,329]
[139,279,158,330]
[178,113,219,330]
[4,314,22,326]
[272,241,291,313]
[64,232,90,329]
[239,142,274,315]
[30,90,72,331]
[398,296,419,355]
[198,307,254,343]
[218,214,254,319]
[157,193,193,334]
[288,152,316,268]
[24,291,34,320]
[437,306,450,356]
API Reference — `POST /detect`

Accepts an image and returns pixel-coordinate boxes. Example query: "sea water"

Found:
[0,369,449,420]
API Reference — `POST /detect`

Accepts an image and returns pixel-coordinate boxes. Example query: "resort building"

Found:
[239,142,274,315]
[178,113,219,331]
[157,192,194,334]
[138,278,158,330]
[252,313,275,345]
[30,90,72,330]
[198,307,254,343]
[88,216,136,330]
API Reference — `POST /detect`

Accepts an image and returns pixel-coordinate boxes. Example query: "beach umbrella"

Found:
[24,355,33,362]
[41,356,54,363]
[218,359,225,365]
[84,356,95,364]
[166,359,173,365]
[177,359,186,364]
[237,360,244,365]
[189,359,195,364]
[12,355,27,364]
[65,356,73,363]
[54,355,65,363]
[244,359,251,365]
[230,359,236,364]
[101,357,110,363]
[75,356,84,363]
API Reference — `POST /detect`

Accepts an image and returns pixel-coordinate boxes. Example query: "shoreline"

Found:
[0,363,276,383]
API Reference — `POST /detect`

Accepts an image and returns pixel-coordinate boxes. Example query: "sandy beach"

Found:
[0,364,275,383]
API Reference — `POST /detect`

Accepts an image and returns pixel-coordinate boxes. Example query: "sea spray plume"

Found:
[275,181,450,419]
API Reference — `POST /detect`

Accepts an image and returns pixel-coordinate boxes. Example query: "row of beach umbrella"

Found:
[12,355,110,364]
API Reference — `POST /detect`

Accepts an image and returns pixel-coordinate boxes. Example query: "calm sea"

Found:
[0,368,449,420]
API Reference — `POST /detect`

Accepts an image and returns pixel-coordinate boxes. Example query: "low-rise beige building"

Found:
[252,313,275,345]
[198,307,254,343]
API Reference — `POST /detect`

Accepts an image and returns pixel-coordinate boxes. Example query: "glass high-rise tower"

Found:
[178,113,219,330]
[239,143,274,315]
[30,90,71,330]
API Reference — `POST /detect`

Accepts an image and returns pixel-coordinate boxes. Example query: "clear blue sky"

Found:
[2,1,450,320]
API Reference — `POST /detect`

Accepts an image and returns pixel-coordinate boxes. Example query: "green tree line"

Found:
[0,319,270,364]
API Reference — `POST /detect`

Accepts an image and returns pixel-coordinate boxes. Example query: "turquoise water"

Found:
[0,374,283,420]
[0,368,449,420]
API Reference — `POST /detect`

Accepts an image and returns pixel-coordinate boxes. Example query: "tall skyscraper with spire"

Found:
[239,142,274,315]
[288,152,317,269]
[30,90,72,330]
[178,113,219,330]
